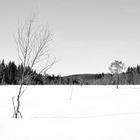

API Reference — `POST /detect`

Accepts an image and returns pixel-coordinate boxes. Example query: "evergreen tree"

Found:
[0,60,5,84]
[7,61,17,84]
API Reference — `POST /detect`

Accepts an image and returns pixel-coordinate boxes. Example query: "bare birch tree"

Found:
[12,15,55,118]
[109,60,125,89]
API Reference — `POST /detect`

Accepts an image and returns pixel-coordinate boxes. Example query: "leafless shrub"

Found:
[12,15,55,118]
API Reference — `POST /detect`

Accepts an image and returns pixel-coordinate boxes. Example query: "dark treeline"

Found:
[0,60,80,85]
[0,60,140,85]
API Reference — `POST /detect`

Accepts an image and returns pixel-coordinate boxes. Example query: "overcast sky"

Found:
[0,0,140,75]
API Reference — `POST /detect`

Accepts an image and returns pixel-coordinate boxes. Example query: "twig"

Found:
[69,86,74,100]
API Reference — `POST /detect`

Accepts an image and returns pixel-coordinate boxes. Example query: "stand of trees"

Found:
[1,60,140,85]
[0,60,80,85]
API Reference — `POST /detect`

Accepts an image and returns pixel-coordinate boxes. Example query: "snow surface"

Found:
[0,85,140,140]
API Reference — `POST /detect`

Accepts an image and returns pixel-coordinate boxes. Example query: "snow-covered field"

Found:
[0,85,140,140]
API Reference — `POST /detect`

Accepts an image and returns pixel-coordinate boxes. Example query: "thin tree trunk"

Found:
[116,74,119,89]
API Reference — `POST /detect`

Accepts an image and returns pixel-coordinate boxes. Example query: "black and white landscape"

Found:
[0,0,140,139]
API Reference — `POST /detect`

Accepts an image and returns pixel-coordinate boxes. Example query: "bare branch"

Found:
[12,96,16,118]
[13,15,55,118]
[20,86,27,97]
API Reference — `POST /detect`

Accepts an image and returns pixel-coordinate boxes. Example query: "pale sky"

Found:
[0,0,140,76]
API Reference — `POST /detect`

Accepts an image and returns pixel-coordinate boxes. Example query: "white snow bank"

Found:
[0,85,140,140]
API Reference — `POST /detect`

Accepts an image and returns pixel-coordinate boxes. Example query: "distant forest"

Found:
[0,60,140,85]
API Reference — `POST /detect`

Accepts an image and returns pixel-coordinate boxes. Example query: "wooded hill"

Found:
[0,60,140,85]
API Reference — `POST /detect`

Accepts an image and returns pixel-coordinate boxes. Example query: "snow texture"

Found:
[0,85,140,140]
